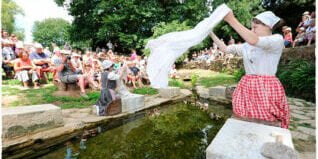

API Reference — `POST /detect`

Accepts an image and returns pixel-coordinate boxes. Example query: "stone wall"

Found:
[280,45,315,64]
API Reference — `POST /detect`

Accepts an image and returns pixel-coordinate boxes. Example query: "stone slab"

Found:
[158,87,180,98]
[209,86,226,97]
[291,131,310,140]
[121,94,145,113]
[196,86,210,99]
[291,113,311,120]
[225,85,236,99]
[298,126,316,136]
[206,118,294,159]
[2,104,64,139]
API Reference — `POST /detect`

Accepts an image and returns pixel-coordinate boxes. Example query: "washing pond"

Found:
[39,102,231,159]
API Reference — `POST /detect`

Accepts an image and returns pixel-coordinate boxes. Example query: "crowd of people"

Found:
[1,10,315,96]
[283,11,315,48]
[186,10,315,65]
[189,37,240,65]
[1,30,152,97]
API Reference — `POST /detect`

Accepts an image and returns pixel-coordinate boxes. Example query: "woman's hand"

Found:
[224,11,235,23]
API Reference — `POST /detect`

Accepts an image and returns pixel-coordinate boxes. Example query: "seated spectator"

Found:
[55,50,90,98]
[292,27,306,48]
[302,11,312,28]
[2,39,16,78]
[305,19,315,46]
[127,61,143,88]
[14,51,40,89]
[296,13,310,32]
[15,41,24,58]
[71,53,83,74]
[113,57,122,73]
[29,43,57,82]
[283,27,293,47]
[169,64,179,79]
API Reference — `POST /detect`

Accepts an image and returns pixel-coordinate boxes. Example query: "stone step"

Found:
[121,94,145,113]
[2,104,64,139]
[206,118,294,159]
[158,87,180,98]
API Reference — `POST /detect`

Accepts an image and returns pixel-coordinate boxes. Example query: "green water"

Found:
[40,103,230,159]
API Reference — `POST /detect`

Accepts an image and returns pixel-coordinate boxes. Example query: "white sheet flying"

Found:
[146,4,231,88]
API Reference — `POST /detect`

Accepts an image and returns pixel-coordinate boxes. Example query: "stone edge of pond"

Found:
[2,89,192,158]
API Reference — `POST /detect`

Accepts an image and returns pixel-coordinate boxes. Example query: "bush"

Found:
[191,74,199,87]
[233,68,245,82]
[277,59,315,102]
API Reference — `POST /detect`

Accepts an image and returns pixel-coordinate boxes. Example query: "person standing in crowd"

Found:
[130,49,137,61]
[209,10,290,128]
[107,41,113,50]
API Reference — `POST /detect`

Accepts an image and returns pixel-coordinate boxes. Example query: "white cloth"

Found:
[146,4,231,88]
[226,34,284,75]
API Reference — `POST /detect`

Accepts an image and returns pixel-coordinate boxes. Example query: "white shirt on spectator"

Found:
[108,72,120,80]
[226,34,284,75]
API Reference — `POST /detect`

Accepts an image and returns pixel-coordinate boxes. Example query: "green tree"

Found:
[1,0,24,33]
[262,0,315,30]
[32,18,70,47]
[55,0,210,53]
[212,0,264,41]
[12,28,25,41]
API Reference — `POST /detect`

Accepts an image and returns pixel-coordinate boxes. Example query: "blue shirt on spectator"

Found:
[29,52,49,60]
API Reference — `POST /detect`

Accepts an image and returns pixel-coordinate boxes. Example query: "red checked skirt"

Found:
[232,74,290,129]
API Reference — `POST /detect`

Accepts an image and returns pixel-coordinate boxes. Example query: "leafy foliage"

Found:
[55,0,210,53]
[262,0,315,32]
[1,0,24,34]
[212,0,264,41]
[32,18,71,47]
[277,60,315,102]
[190,74,199,87]
[233,68,245,82]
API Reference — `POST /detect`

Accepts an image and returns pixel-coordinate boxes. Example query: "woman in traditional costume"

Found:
[209,11,289,128]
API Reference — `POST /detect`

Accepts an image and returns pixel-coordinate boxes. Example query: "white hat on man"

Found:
[34,43,43,49]
[102,60,113,69]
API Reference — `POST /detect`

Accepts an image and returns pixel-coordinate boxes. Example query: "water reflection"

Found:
[40,103,231,159]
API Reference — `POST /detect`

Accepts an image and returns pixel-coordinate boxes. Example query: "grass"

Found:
[198,73,236,88]
[133,87,158,95]
[2,83,100,109]
[2,79,22,86]
[169,79,186,88]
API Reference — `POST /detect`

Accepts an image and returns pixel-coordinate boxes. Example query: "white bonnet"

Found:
[254,11,280,29]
